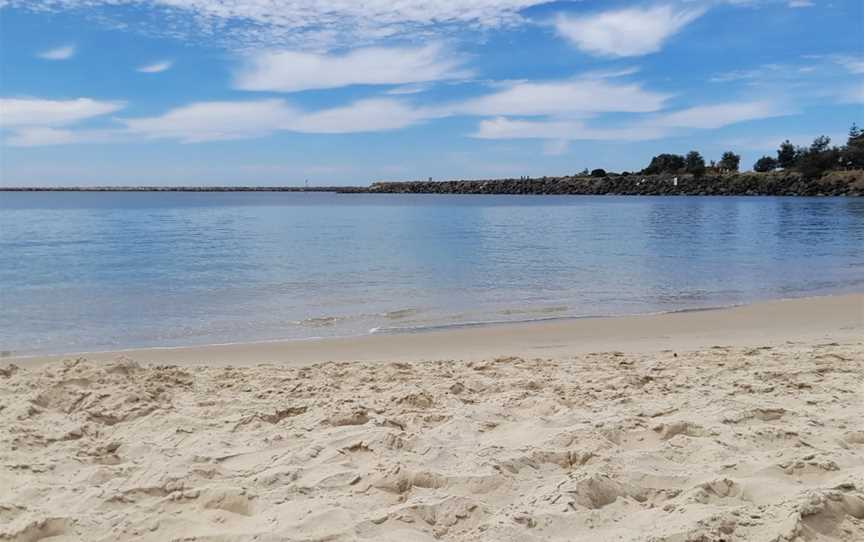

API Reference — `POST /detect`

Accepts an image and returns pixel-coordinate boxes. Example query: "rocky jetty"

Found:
[4,170,862,196]
[369,170,864,196]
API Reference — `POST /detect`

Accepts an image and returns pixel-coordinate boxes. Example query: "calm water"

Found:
[1,192,863,356]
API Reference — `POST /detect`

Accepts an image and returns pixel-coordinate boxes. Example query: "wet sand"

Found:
[10,294,864,368]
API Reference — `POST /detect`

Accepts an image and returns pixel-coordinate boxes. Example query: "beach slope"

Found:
[1,294,863,541]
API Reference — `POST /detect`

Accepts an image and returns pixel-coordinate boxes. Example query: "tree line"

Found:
[629,123,863,179]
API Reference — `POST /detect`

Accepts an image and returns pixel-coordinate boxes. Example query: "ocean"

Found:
[2,191,862,356]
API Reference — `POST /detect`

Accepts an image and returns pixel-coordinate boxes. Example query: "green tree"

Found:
[684,150,706,177]
[590,168,607,177]
[796,135,840,178]
[810,135,831,154]
[643,154,686,174]
[841,123,864,169]
[777,140,797,169]
[718,151,741,173]
[753,156,778,172]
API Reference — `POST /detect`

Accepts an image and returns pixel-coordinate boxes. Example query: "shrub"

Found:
[718,151,741,173]
[753,156,778,172]
[643,153,685,174]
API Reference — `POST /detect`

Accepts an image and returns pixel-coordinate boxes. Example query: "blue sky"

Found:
[0,0,861,186]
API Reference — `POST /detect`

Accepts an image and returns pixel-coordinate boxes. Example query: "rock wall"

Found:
[369,171,864,196]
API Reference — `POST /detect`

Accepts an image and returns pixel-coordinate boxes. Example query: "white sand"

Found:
[1,294,863,541]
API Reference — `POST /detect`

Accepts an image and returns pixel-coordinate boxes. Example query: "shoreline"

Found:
[9,292,862,367]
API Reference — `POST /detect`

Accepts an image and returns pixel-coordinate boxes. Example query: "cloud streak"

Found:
[473,100,788,141]
[0,98,124,127]
[447,79,670,117]
[37,44,76,60]
[235,44,469,92]
[137,60,173,73]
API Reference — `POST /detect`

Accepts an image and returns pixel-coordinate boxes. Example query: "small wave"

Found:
[498,305,568,316]
[295,316,345,327]
[381,308,419,320]
[369,313,605,335]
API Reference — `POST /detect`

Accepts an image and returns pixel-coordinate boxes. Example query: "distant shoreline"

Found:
[3,170,863,196]
[0,186,367,193]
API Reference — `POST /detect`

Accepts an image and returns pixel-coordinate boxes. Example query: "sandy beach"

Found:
[1,294,863,541]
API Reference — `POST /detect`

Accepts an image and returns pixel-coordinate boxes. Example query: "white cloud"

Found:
[555,5,705,57]
[651,101,785,129]
[234,44,469,92]
[294,99,432,133]
[473,100,787,142]
[450,79,669,116]
[5,127,80,146]
[474,117,669,141]
[10,0,548,50]
[37,44,76,60]
[123,100,299,142]
[137,60,173,73]
[386,84,431,95]
[0,85,788,148]
[4,126,123,147]
[787,0,813,7]
[119,98,433,141]
[0,98,124,127]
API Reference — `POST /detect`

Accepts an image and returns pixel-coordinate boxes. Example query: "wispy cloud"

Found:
[4,127,123,147]
[473,100,788,142]
[386,84,432,95]
[447,78,670,116]
[293,99,432,133]
[555,5,705,57]
[123,100,298,143]
[137,60,173,73]
[118,98,434,142]
[650,101,786,129]
[9,0,548,50]
[474,117,669,142]
[0,98,124,127]
[37,44,76,60]
[819,54,864,75]
[234,44,469,92]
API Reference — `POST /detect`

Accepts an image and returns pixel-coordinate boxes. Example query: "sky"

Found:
[0,0,861,187]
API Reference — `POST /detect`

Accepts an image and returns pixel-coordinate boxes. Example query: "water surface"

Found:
[2,192,862,355]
